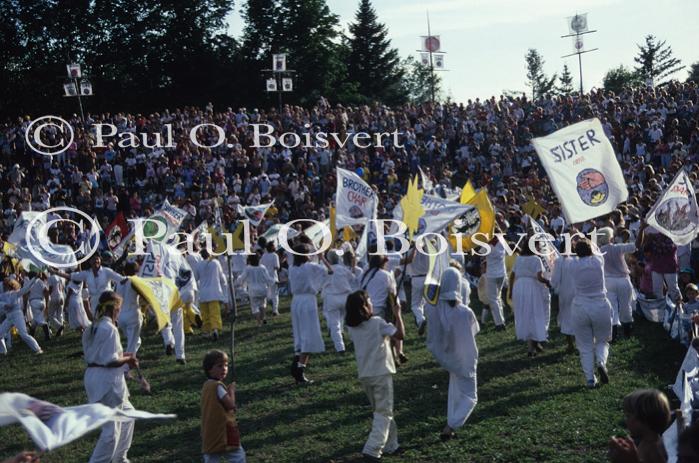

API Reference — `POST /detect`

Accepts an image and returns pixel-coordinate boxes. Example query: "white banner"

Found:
[531,118,628,223]
[237,202,273,227]
[391,195,476,236]
[335,167,378,228]
[0,393,174,451]
[645,169,699,245]
[527,215,559,278]
[139,241,191,281]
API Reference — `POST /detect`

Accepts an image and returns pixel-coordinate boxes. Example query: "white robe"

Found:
[512,255,550,342]
[289,262,328,354]
[550,256,576,335]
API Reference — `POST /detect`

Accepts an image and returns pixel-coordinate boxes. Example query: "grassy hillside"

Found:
[0,298,688,462]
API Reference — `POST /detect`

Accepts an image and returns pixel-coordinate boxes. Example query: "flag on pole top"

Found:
[66,63,81,79]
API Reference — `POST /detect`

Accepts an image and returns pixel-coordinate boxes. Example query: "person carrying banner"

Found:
[197,250,230,341]
[82,291,138,463]
[425,268,479,441]
[260,242,281,316]
[568,238,613,388]
[598,227,637,340]
[288,245,333,384]
[0,277,43,355]
[637,222,682,306]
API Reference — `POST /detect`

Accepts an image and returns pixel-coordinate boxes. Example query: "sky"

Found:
[227,0,699,103]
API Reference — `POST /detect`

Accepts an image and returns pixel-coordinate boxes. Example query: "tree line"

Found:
[525,34,698,99]
[0,0,441,118]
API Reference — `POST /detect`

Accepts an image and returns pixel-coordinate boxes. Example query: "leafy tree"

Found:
[603,65,642,93]
[347,0,403,105]
[557,63,575,96]
[525,49,556,99]
[400,56,441,104]
[687,61,699,84]
[634,34,685,85]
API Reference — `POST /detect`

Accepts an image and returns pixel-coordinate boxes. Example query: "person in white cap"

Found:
[569,238,613,388]
[425,267,479,441]
[598,226,637,340]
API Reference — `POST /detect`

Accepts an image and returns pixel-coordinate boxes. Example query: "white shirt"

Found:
[601,243,635,278]
[359,268,396,310]
[346,317,397,378]
[260,252,280,282]
[28,278,48,301]
[323,264,359,296]
[485,242,506,278]
[196,259,229,303]
[48,274,66,302]
[236,265,273,298]
[570,255,607,297]
[71,267,123,301]
[83,317,128,403]
[289,262,327,295]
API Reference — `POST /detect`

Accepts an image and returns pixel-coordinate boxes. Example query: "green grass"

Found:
[0,298,688,463]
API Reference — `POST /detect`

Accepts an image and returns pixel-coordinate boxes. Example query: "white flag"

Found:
[0,393,174,451]
[335,167,378,228]
[527,215,559,278]
[139,241,190,281]
[391,195,475,236]
[236,202,273,227]
[531,118,628,223]
[645,169,699,245]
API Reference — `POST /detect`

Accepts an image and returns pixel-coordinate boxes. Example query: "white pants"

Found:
[605,276,634,325]
[48,298,65,330]
[410,276,426,326]
[323,293,347,352]
[486,277,506,326]
[0,310,41,353]
[89,391,134,463]
[249,295,267,315]
[118,310,142,355]
[572,295,612,382]
[267,283,279,314]
[360,374,399,458]
[447,372,478,430]
[29,299,47,326]
[161,308,185,360]
[652,271,680,303]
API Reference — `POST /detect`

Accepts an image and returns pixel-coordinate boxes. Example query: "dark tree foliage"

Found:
[347,0,404,105]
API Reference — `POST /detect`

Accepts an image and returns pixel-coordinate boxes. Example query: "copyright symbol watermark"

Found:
[26,207,101,268]
[25,115,74,156]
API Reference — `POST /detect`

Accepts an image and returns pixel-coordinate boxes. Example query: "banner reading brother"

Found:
[335,167,377,227]
[531,118,628,223]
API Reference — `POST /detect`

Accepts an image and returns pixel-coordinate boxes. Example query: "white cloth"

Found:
[196,259,228,303]
[236,265,273,298]
[0,392,174,452]
[359,268,396,319]
[29,299,47,326]
[260,252,280,282]
[485,277,505,326]
[531,118,629,223]
[485,242,506,278]
[550,256,576,335]
[67,281,89,330]
[605,276,634,325]
[82,317,127,404]
[290,294,325,354]
[0,310,41,354]
[602,243,635,278]
[512,255,550,342]
[447,372,478,430]
[410,276,426,325]
[161,307,185,359]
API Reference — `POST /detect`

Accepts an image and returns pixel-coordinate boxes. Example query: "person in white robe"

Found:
[260,242,281,316]
[0,277,43,354]
[484,239,507,330]
[569,238,613,388]
[82,290,138,463]
[321,249,359,353]
[550,252,576,353]
[26,272,50,341]
[47,272,66,336]
[425,268,479,441]
[115,262,142,372]
[598,227,637,340]
[236,253,274,326]
[66,273,90,331]
[288,245,333,384]
[196,250,230,340]
[509,244,551,357]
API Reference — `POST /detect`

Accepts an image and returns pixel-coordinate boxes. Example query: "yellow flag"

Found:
[400,175,425,241]
[460,180,476,204]
[522,198,545,220]
[329,207,337,242]
[343,226,356,242]
[449,189,495,251]
[129,276,182,332]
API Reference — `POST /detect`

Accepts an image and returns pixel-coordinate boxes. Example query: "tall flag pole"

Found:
[560,13,598,94]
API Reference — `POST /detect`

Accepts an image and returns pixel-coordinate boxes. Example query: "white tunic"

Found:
[82,317,128,403]
[359,268,396,317]
[550,256,576,335]
[260,252,280,282]
[425,301,479,378]
[289,263,328,354]
[512,255,550,342]
[196,259,228,303]
[71,267,123,311]
[236,265,274,298]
